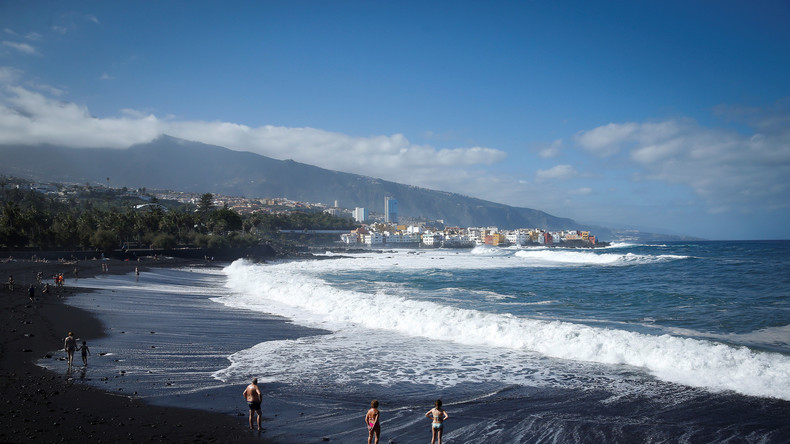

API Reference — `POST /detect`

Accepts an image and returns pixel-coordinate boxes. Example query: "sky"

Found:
[1,1,789,240]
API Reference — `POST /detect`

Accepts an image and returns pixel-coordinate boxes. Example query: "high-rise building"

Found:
[353,207,368,223]
[385,197,398,223]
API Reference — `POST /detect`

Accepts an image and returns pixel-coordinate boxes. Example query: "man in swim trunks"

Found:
[242,378,263,431]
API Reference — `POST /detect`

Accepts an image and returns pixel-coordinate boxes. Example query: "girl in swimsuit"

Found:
[425,399,449,444]
[365,399,380,444]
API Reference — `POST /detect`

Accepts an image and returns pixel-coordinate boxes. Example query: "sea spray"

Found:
[218,254,790,401]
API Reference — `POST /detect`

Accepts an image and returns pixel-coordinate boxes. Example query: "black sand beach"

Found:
[0,255,270,443]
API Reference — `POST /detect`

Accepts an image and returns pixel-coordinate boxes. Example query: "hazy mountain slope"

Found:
[0,136,582,231]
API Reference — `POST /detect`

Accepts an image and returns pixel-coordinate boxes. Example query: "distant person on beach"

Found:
[6,275,13,291]
[243,378,263,431]
[425,399,449,444]
[78,340,90,365]
[64,332,77,367]
[365,399,380,444]
[28,284,34,302]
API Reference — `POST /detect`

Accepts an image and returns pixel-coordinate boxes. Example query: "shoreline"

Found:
[0,255,272,443]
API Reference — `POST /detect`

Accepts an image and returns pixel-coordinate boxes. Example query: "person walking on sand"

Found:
[64,332,77,367]
[243,378,263,431]
[365,399,381,444]
[28,284,35,302]
[425,399,449,444]
[78,340,90,366]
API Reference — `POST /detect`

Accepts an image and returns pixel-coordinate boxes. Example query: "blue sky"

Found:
[1,1,789,239]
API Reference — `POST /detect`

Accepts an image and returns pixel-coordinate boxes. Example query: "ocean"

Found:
[46,241,790,443]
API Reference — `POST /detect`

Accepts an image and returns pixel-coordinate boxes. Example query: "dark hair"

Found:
[371,399,379,408]
[435,399,442,408]
[252,378,258,384]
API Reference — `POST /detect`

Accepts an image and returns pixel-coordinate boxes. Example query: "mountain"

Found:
[2,135,602,235]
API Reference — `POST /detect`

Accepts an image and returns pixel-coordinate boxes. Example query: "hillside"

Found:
[1,135,592,233]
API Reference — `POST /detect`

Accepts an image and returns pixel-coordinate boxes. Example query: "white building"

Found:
[341,233,360,244]
[353,207,369,223]
[363,232,384,245]
[506,231,530,246]
[421,231,443,246]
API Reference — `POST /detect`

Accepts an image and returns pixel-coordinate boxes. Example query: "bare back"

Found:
[243,383,261,402]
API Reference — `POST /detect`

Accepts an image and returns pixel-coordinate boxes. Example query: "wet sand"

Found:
[0,255,271,443]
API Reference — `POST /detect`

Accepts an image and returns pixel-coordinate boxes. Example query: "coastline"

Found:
[0,255,271,443]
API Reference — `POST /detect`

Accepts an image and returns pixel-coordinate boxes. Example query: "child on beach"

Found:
[78,340,90,366]
[425,399,449,444]
[365,399,380,444]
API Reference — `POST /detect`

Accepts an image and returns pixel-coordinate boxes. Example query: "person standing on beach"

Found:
[78,340,90,366]
[242,378,263,431]
[28,284,35,302]
[425,399,449,444]
[365,399,380,444]
[63,332,77,367]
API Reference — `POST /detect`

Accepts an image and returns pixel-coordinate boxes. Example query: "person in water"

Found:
[425,399,449,444]
[365,399,380,444]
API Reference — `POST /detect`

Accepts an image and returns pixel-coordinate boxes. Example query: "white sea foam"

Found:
[214,254,790,401]
[512,249,687,266]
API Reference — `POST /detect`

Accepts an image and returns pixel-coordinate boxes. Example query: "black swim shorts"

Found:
[248,401,261,411]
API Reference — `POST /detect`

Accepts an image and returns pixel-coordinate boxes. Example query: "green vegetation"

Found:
[0,177,357,251]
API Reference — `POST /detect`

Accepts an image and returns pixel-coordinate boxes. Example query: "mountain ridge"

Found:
[0,135,643,239]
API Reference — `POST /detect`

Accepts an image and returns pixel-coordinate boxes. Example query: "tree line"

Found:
[0,182,357,251]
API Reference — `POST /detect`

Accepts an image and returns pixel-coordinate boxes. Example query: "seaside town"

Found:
[153,189,601,248]
[3,179,601,250]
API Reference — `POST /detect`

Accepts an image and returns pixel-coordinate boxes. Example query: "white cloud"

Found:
[574,122,638,156]
[576,111,790,213]
[0,86,161,147]
[535,164,578,182]
[0,66,22,83]
[538,139,562,158]
[2,41,38,55]
[570,187,592,196]
[0,85,508,189]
